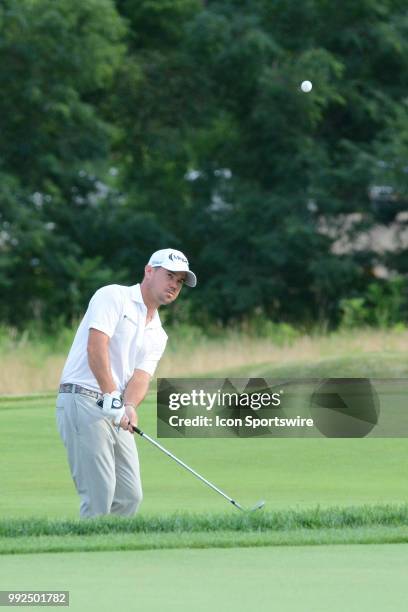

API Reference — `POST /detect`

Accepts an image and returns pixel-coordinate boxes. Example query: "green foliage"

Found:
[239,316,299,345]
[165,323,207,349]
[340,277,407,328]
[2,0,408,327]
[366,277,406,326]
[162,317,298,350]
[340,297,367,329]
[116,0,201,48]
[0,0,126,187]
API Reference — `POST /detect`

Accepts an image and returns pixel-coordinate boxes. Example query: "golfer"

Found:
[56,249,197,518]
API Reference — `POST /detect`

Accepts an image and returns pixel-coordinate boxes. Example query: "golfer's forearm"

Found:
[87,330,116,394]
[89,358,116,393]
[123,370,151,408]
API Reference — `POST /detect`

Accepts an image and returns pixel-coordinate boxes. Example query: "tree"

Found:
[2,0,408,327]
[0,0,127,323]
[112,0,408,325]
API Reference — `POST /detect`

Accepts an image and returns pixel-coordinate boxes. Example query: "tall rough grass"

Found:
[1,323,408,395]
[1,504,408,537]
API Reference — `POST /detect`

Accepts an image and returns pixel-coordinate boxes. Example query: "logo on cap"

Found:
[169,252,188,265]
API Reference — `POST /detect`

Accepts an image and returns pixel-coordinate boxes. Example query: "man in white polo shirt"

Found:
[56,249,197,518]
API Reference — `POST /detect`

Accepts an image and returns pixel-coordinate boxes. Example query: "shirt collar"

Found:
[130,284,162,328]
[130,283,145,305]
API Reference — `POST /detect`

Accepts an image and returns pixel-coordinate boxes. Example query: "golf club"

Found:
[131,425,265,512]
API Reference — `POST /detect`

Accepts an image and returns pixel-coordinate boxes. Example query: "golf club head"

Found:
[251,500,266,512]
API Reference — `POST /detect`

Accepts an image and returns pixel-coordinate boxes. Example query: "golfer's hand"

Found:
[98,391,125,426]
[121,404,138,432]
[119,413,130,430]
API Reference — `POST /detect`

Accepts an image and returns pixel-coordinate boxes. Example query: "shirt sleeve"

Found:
[134,330,168,377]
[87,285,124,338]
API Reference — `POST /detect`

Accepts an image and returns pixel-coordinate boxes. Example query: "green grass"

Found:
[1,506,408,554]
[2,527,408,555]
[2,344,408,610]
[1,359,408,611]
[1,350,408,561]
[1,394,408,519]
[227,351,408,378]
[3,325,408,394]
[2,545,408,612]
[2,504,408,537]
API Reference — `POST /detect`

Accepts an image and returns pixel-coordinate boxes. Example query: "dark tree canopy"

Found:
[1,0,408,327]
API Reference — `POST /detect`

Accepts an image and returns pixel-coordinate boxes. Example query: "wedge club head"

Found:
[251,500,266,511]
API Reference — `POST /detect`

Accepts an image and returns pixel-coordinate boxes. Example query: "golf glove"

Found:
[99,390,125,426]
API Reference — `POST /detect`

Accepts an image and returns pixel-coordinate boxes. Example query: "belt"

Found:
[59,383,103,401]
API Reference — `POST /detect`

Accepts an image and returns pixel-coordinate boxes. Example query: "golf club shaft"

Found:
[132,426,244,511]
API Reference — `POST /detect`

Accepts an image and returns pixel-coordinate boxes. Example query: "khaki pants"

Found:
[56,391,143,518]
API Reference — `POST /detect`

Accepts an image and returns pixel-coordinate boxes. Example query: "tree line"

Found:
[1,0,408,329]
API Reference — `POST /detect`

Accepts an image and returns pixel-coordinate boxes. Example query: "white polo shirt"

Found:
[60,284,168,393]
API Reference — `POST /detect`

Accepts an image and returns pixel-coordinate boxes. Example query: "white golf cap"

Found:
[148,248,197,287]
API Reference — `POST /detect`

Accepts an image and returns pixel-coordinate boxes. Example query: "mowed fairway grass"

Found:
[1,392,408,519]
[1,353,408,612]
[1,394,408,518]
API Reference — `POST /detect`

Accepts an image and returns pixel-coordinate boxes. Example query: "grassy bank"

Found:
[1,506,408,554]
[3,504,408,537]
[2,527,408,555]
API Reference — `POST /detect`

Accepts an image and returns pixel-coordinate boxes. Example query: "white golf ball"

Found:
[301,80,313,93]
